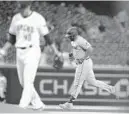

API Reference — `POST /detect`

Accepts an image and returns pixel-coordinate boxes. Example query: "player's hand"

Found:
[69,52,74,61]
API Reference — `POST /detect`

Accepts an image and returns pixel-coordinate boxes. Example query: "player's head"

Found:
[17,1,32,16]
[18,1,32,9]
[65,27,79,41]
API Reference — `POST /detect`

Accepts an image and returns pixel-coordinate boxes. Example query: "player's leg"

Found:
[87,70,114,93]
[70,64,86,99]
[0,88,5,101]
[59,61,87,110]
[29,48,45,110]
[19,59,43,108]
[16,58,24,87]
[19,47,44,109]
[30,87,45,110]
[86,59,116,95]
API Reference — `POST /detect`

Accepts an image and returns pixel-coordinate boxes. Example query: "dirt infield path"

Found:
[0,103,129,114]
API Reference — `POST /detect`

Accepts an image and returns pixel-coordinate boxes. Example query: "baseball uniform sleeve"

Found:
[9,16,16,35]
[38,15,49,36]
[79,38,91,51]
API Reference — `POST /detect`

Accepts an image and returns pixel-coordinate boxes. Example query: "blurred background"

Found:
[0,1,129,67]
[0,1,129,108]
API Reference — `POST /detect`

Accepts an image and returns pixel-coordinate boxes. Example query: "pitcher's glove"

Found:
[53,54,64,70]
[69,52,74,62]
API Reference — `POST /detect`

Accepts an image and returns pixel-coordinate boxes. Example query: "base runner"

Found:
[59,26,119,110]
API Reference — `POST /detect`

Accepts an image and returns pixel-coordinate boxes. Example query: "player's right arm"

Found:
[0,16,16,57]
[79,38,93,57]
[0,34,16,56]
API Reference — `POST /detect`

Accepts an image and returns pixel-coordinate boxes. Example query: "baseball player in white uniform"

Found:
[0,73,7,103]
[59,26,118,110]
[0,1,60,110]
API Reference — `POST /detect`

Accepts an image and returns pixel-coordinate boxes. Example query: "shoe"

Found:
[18,104,27,109]
[59,102,73,110]
[32,104,46,111]
[111,85,120,99]
[19,104,45,111]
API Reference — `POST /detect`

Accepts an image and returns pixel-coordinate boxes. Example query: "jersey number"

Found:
[24,33,31,41]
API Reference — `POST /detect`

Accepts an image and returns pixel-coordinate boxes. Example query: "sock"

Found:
[68,96,75,103]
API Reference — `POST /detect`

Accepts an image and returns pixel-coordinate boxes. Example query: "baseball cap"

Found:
[18,1,32,9]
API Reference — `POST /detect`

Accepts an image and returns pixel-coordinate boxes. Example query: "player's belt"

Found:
[17,45,32,49]
[76,57,90,64]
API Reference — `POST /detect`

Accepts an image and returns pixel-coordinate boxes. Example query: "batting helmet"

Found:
[65,27,80,41]
[65,27,79,38]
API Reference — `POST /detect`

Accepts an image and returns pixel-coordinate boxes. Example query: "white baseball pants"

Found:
[16,46,44,108]
[0,88,5,98]
[71,58,113,98]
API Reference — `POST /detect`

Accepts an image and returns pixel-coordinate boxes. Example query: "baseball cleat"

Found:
[59,102,73,110]
[32,104,46,111]
[111,85,120,100]
[25,104,46,111]
[18,104,27,109]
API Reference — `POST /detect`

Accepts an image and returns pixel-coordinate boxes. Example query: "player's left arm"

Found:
[44,34,61,56]
[38,15,61,57]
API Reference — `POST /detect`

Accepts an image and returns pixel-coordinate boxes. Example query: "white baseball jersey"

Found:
[8,11,49,108]
[9,11,49,47]
[71,35,91,59]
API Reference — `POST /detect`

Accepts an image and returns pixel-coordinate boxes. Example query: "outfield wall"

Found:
[0,65,129,106]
